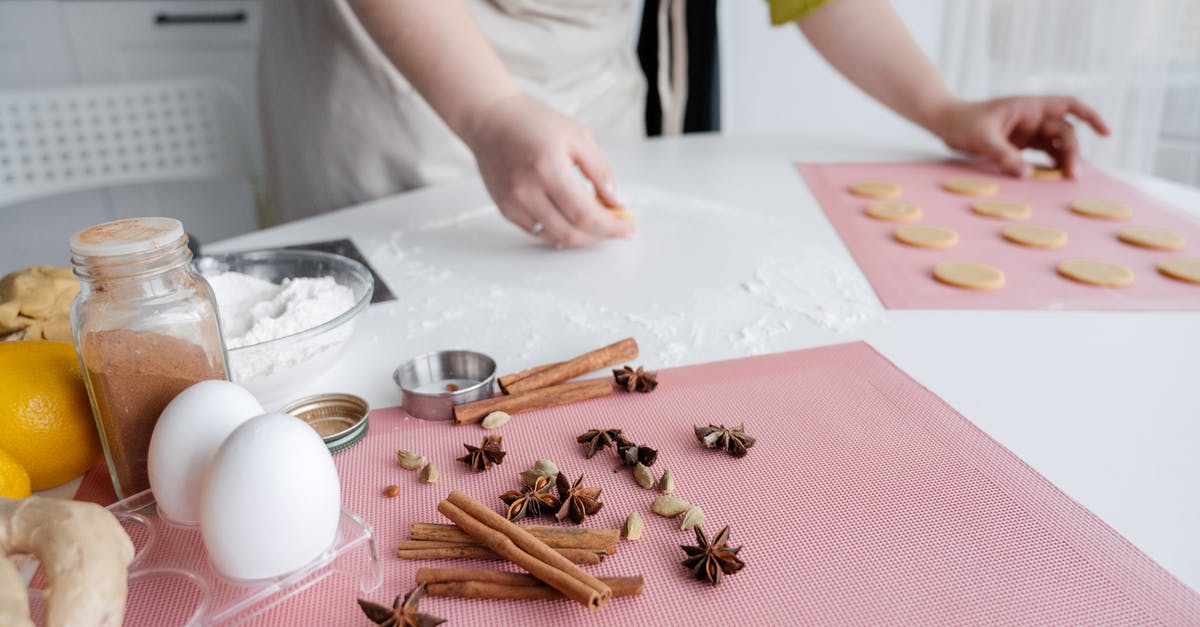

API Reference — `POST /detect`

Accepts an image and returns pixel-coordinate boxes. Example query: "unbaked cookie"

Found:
[1002,224,1068,249]
[942,177,998,196]
[894,225,959,249]
[1157,258,1200,284]
[865,202,922,222]
[1031,166,1064,181]
[1070,199,1132,220]
[1057,259,1135,287]
[933,262,1005,290]
[849,181,903,199]
[1116,226,1185,250]
[971,200,1032,220]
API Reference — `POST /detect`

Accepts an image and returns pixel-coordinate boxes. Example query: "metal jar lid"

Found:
[279,393,370,454]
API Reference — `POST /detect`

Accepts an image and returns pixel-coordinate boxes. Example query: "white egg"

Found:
[200,413,341,580]
[148,380,264,525]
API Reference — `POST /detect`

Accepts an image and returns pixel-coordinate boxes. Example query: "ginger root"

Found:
[0,496,134,627]
[0,267,80,343]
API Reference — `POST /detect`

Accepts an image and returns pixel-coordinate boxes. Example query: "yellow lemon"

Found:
[0,447,31,498]
[0,341,101,490]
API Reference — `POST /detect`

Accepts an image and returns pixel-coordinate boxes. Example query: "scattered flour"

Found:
[206,271,356,382]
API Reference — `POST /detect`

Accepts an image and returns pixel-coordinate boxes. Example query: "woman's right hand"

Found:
[463,93,634,247]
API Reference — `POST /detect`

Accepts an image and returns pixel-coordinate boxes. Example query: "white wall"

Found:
[719,0,947,149]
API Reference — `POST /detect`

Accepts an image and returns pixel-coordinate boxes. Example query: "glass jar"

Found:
[70,217,229,500]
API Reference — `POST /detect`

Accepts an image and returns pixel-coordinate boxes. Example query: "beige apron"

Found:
[258,0,646,223]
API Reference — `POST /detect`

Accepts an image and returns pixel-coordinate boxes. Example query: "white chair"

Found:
[0,78,253,207]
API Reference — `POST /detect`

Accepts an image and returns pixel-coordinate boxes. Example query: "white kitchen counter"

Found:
[210,134,1200,591]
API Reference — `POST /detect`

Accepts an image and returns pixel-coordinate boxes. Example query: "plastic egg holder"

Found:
[27,489,381,626]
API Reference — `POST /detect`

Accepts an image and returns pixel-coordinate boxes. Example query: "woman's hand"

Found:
[932,96,1111,178]
[464,93,633,247]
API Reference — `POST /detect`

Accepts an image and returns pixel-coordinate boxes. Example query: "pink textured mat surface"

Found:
[75,342,1200,625]
[797,160,1200,310]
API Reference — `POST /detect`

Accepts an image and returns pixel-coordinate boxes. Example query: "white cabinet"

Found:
[0,1,262,272]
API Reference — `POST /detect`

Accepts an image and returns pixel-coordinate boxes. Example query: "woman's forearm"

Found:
[797,0,958,136]
[347,0,519,145]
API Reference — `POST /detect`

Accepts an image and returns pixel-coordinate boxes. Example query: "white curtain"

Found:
[939,0,1198,184]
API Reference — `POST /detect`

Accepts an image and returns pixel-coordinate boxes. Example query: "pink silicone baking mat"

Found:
[74,342,1200,625]
[797,160,1200,310]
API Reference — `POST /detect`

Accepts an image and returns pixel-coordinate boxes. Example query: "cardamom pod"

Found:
[657,468,674,494]
[520,458,559,487]
[396,450,427,471]
[481,411,511,429]
[650,495,691,518]
[622,512,644,540]
[633,462,655,489]
[680,505,704,531]
[418,463,439,484]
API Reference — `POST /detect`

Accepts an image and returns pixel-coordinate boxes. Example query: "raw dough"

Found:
[1070,199,1132,220]
[933,262,1005,290]
[1002,225,1068,249]
[1116,226,1185,250]
[894,225,959,249]
[1057,259,1135,287]
[849,181,903,199]
[942,177,998,196]
[1157,258,1200,284]
[1031,166,1064,181]
[865,202,922,222]
[971,200,1032,220]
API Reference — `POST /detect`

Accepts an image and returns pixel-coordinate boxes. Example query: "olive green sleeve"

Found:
[766,0,836,26]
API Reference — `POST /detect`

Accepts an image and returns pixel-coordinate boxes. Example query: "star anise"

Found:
[613,365,658,393]
[680,525,745,587]
[458,434,506,471]
[357,583,445,627]
[576,428,630,459]
[614,442,658,471]
[694,423,756,457]
[500,474,561,521]
[554,472,603,524]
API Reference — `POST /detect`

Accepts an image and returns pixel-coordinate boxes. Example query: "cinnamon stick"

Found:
[416,568,643,601]
[453,378,614,425]
[438,490,612,610]
[496,362,562,394]
[397,543,603,565]
[409,523,619,552]
[500,337,638,394]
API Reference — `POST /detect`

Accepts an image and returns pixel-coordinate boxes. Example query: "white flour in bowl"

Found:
[206,271,356,383]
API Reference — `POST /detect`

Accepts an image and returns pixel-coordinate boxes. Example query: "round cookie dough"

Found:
[849,181,903,199]
[1116,226,1186,251]
[971,200,1032,220]
[1070,199,1132,220]
[894,225,959,249]
[933,262,1005,291]
[1002,224,1068,249]
[865,202,922,222]
[1031,166,1064,181]
[1157,258,1200,284]
[942,177,998,196]
[1057,259,1135,287]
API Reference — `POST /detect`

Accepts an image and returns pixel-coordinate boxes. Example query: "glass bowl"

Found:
[194,249,373,406]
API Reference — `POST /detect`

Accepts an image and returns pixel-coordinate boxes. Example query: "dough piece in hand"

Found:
[933,262,1005,291]
[971,200,1032,220]
[1070,199,1132,220]
[865,202,922,222]
[1058,259,1135,287]
[1002,225,1068,249]
[894,225,959,249]
[0,496,135,627]
[849,181,903,199]
[1157,258,1200,284]
[942,177,998,196]
[1116,226,1185,251]
[1031,166,1064,181]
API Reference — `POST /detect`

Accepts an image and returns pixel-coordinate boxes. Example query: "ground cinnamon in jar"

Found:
[82,328,226,497]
